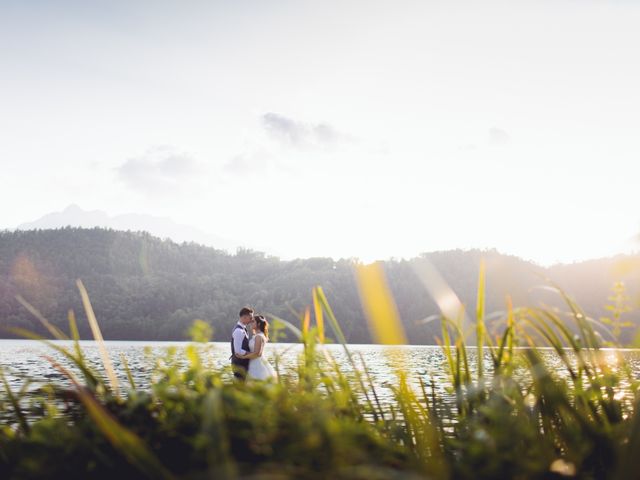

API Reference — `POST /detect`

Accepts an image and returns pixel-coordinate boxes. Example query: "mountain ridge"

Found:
[0,228,638,343]
[17,204,242,253]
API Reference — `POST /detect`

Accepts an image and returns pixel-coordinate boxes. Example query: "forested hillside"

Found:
[1,228,638,343]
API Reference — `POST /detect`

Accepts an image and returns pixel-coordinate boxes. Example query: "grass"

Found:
[0,268,639,479]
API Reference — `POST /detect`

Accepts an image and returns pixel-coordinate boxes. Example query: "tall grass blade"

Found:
[314,286,348,347]
[439,318,456,386]
[120,354,136,390]
[476,259,486,380]
[494,324,512,373]
[0,368,29,434]
[302,305,311,336]
[68,309,84,361]
[16,294,68,340]
[354,262,407,345]
[506,296,514,360]
[312,287,325,343]
[6,326,101,390]
[77,280,120,397]
[522,314,578,383]
[266,313,303,340]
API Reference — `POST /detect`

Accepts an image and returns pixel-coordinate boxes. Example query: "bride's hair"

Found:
[254,315,268,339]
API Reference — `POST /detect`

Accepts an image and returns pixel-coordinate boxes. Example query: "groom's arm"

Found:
[242,336,263,359]
[232,329,247,357]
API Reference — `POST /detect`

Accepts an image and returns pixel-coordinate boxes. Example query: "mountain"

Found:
[0,228,638,343]
[17,204,241,253]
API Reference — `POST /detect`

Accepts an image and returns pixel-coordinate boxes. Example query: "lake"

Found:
[2,340,639,409]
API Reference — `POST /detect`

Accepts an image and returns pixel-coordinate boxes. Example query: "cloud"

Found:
[223,151,271,175]
[262,112,353,150]
[116,147,201,194]
[489,127,511,146]
[222,114,359,179]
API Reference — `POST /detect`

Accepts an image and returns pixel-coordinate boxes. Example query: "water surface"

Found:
[1,340,638,409]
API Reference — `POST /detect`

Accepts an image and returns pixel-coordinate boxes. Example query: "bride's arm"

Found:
[240,336,264,359]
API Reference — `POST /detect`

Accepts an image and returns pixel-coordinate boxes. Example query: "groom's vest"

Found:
[231,324,250,370]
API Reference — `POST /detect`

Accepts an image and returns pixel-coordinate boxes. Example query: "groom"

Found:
[231,306,254,380]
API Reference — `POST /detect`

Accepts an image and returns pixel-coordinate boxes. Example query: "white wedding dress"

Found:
[247,332,278,381]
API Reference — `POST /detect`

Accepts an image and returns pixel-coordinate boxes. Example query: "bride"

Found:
[238,315,278,381]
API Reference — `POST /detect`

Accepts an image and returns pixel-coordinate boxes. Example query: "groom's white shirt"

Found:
[232,321,248,356]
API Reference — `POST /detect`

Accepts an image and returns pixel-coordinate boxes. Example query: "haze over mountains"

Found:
[17,204,242,253]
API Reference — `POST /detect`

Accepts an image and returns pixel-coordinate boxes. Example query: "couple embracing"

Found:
[230,307,278,381]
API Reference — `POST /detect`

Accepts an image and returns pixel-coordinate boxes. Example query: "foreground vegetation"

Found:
[1,264,639,479]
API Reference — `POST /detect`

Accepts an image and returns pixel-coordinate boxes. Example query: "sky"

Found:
[1,0,639,265]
